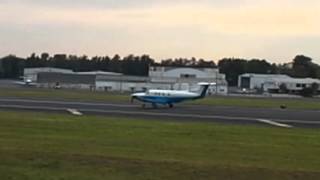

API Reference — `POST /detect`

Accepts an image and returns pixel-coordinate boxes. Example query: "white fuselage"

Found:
[131,82,213,107]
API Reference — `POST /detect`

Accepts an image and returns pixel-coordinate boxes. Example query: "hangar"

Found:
[27,66,228,95]
[24,67,73,82]
[149,66,228,94]
[238,73,320,93]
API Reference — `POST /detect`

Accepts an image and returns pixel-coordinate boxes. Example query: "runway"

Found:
[0,98,319,128]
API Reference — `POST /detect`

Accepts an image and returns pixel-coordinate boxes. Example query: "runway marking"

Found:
[0,104,319,126]
[66,109,83,116]
[257,119,293,128]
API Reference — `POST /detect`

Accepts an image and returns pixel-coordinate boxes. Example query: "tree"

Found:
[159,58,216,68]
[245,59,273,74]
[217,58,275,86]
[110,54,122,73]
[218,58,247,86]
[291,55,319,78]
[0,55,25,78]
[51,54,68,68]
[41,53,50,61]
[26,53,43,67]
[1,52,320,81]
[140,54,154,76]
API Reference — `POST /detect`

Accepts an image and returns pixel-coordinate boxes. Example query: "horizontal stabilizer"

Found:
[198,82,216,86]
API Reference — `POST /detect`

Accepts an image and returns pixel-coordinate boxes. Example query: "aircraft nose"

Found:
[132,92,143,97]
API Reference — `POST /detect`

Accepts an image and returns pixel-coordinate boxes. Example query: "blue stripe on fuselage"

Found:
[136,96,193,104]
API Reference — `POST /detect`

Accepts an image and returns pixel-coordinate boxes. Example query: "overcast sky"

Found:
[0,0,319,63]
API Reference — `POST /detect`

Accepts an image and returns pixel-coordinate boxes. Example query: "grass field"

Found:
[0,110,319,180]
[1,87,320,110]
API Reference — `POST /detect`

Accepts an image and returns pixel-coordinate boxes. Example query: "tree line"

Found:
[0,53,319,86]
[219,55,320,86]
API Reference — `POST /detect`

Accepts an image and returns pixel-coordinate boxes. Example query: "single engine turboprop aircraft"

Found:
[131,82,215,108]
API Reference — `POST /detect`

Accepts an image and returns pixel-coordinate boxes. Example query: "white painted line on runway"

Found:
[257,119,293,128]
[66,109,83,116]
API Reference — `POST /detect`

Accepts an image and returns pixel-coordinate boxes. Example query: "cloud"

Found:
[2,0,319,9]
[0,0,319,62]
[0,0,247,9]
[1,1,319,36]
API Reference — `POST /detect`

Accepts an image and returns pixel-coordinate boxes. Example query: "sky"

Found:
[0,0,319,63]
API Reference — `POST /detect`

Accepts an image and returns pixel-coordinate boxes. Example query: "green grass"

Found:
[1,87,320,110]
[0,87,129,102]
[0,110,319,179]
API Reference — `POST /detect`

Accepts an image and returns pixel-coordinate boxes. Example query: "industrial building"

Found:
[149,66,228,94]
[24,67,73,82]
[37,72,96,90]
[238,73,320,93]
[25,66,228,95]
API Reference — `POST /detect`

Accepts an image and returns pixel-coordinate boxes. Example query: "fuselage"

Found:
[132,89,200,105]
[131,82,214,107]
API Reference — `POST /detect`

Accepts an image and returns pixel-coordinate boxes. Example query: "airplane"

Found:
[131,82,215,108]
[14,78,37,86]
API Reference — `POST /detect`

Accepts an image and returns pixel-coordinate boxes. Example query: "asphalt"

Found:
[0,98,319,128]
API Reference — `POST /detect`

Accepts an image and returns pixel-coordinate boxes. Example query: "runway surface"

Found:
[0,98,319,128]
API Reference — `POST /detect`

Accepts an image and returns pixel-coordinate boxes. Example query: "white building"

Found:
[95,75,149,92]
[149,66,228,95]
[75,71,122,76]
[263,77,320,93]
[24,67,73,82]
[32,66,228,95]
[238,73,320,93]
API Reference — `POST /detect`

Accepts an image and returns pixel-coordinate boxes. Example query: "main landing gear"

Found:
[141,103,174,109]
[141,103,158,109]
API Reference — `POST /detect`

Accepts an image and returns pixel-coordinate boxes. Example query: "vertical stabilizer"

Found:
[196,82,214,99]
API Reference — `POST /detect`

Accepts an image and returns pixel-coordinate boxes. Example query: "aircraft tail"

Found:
[196,82,216,99]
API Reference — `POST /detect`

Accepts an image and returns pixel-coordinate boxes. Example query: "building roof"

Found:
[240,73,290,79]
[24,67,122,76]
[24,67,73,73]
[75,71,122,76]
[96,75,149,82]
[269,77,320,84]
[241,73,320,84]
[150,65,217,69]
